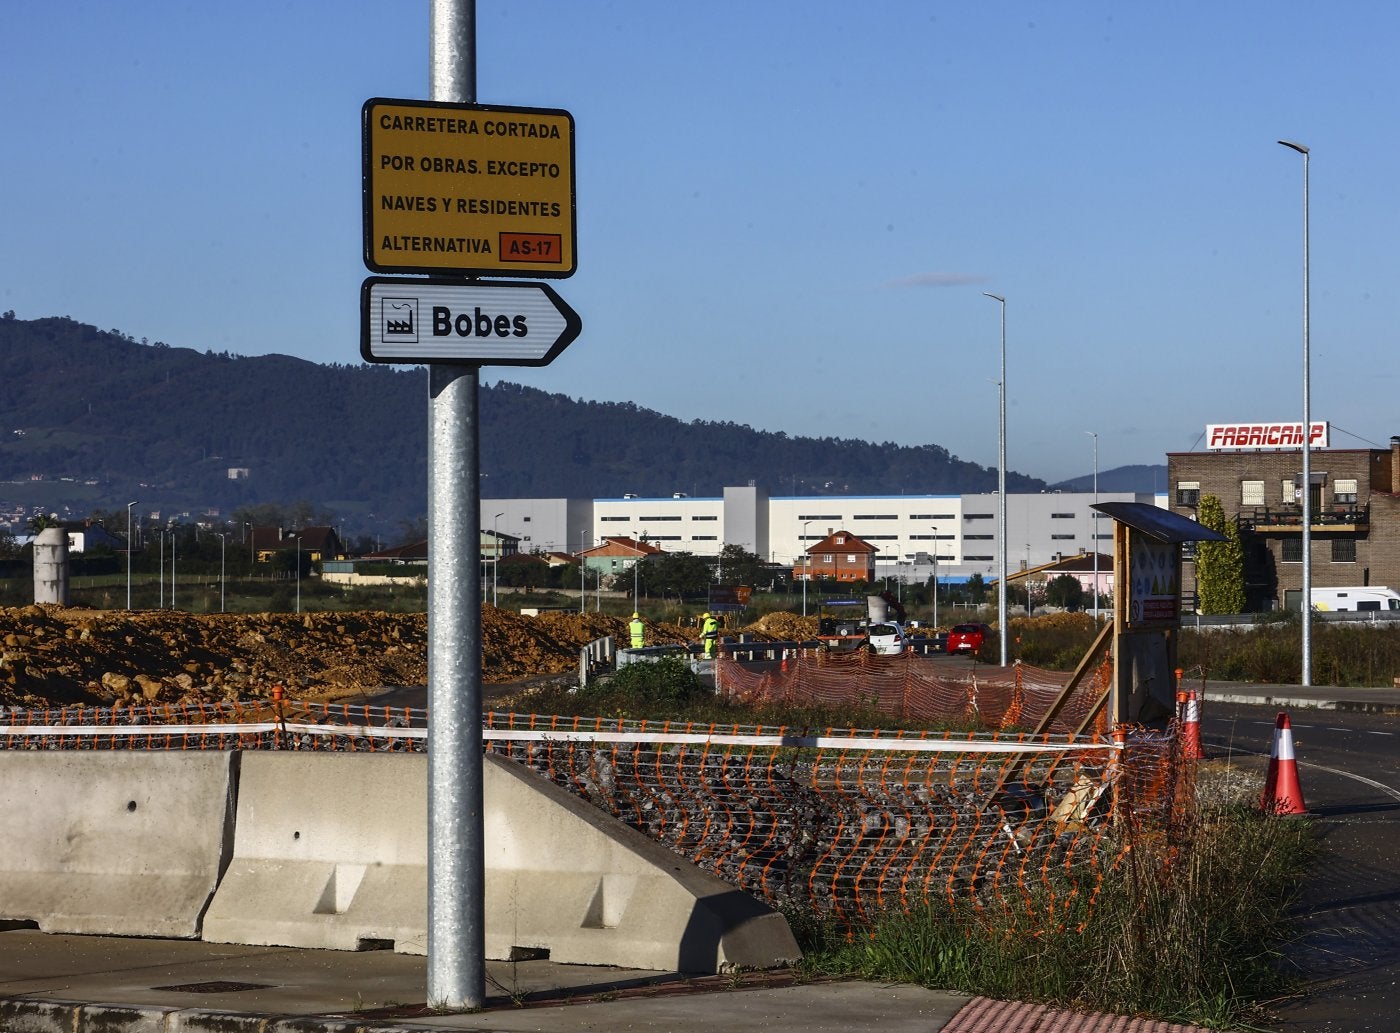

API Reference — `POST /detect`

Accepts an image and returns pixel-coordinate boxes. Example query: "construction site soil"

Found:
[0,605,820,709]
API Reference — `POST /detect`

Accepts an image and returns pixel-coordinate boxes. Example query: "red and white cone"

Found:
[1180,688,1205,760]
[1260,711,1307,815]
[780,649,789,673]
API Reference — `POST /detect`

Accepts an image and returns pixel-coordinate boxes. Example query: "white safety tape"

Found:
[1,721,1118,754]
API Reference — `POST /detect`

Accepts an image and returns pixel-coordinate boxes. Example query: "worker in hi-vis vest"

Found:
[629,612,645,648]
[701,611,719,657]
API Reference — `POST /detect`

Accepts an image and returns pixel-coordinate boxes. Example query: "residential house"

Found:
[795,529,877,583]
[578,535,664,577]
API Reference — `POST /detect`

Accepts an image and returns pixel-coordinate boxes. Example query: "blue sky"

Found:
[5,2,1398,485]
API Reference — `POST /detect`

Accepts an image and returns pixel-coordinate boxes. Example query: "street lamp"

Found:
[158,532,164,608]
[126,500,138,609]
[294,535,302,614]
[579,528,586,614]
[983,292,1008,666]
[1085,431,1098,622]
[801,520,813,617]
[930,525,939,630]
[170,532,176,611]
[1279,139,1312,686]
[215,532,227,613]
[492,512,503,607]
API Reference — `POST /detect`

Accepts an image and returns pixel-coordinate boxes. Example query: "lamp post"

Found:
[1279,139,1311,685]
[801,520,813,617]
[294,535,302,614]
[126,501,138,609]
[579,529,586,614]
[930,525,939,630]
[158,532,164,608]
[983,292,1008,665]
[170,532,176,611]
[1085,431,1098,621]
[215,532,227,613]
[491,512,503,607]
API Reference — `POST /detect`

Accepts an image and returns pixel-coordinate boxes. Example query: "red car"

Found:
[946,622,992,654]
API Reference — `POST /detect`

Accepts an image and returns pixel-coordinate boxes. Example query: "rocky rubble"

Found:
[0,604,710,709]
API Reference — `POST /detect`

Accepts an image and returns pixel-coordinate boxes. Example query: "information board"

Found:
[363,98,575,277]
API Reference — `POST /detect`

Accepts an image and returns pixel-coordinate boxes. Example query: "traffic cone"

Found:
[1179,688,1205,760]
[780,649,789,673]
[1260,711,1307,815]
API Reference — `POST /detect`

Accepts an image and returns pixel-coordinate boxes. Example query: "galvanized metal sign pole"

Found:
[426,0,484,1010]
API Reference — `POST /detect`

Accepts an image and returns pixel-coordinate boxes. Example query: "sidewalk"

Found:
[1199,678,1400,714]
[0,928,1213,1033]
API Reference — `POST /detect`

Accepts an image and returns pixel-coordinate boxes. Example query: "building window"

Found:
[965,555,994,562]
[1332,538,1356,562]
[965,513,994,520]
[847,554,861,564]
[691,514,717,521]
[853,514,898,520]
[1176,481,1200,506]
[1051,534,1076,540]
[1241,480,1265,507]
[1182,541,1197,561]
[1334,479,1358,505]
[1051,512,1075,519]
[821,554,833,563]
[1281,538,1302,563]
[910,513,956,520]
[522,516,531,522]
[798,514,843,520]
[965,534,994,540]
[600,516,631,522]
[1282,480,1296,504]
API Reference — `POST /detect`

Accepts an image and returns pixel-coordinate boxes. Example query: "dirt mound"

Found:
[0,604,697,709]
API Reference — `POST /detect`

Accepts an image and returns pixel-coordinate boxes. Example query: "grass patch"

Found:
[795,774,1316,1029]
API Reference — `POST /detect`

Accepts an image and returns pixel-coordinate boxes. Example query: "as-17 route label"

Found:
[362,98,576,277]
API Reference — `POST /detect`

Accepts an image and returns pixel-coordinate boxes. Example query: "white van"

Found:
[1310,586,1400,612]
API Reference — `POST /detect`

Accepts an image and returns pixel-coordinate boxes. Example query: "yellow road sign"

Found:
[362,98,575,277]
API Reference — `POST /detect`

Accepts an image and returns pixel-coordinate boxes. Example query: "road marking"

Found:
[1203,735,1400,804]
[1301,761,1400,804]
[1365,729,1395,736]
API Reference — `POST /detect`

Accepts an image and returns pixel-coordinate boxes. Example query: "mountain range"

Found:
[0,314,1163,537]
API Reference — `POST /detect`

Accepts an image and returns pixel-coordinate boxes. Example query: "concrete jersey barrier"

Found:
[203,751,799,972]
[0,751,236,938]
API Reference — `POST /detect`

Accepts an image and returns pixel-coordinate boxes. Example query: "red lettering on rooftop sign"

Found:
[1205,422,1328,450]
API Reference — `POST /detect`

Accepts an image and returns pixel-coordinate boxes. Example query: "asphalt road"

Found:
[1202,703,1400,1032]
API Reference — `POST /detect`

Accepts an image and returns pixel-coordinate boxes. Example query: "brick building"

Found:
[1167,429,1400,611]
[794,529,878,583]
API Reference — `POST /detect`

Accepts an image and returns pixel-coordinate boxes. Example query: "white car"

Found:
[866,622,907,655]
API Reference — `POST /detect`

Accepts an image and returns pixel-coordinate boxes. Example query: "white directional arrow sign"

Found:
[360,277,581,366]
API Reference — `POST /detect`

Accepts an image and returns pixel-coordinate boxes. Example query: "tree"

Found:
[640,551,712,600]
[1046,573,1085,611]
[1196,493,1246,614]
[717,544,767,588]
[965,572,987,605]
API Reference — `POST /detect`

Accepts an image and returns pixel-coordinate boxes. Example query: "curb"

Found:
[1206,692,1400,715]
[0,999,447,1033]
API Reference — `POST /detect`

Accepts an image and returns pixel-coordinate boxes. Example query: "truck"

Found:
[1309,586,1400,612]
[816,600,870,652]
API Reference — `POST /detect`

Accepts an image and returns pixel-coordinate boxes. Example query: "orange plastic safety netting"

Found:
[0,699,1186,931]
[717,651,1111,735]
